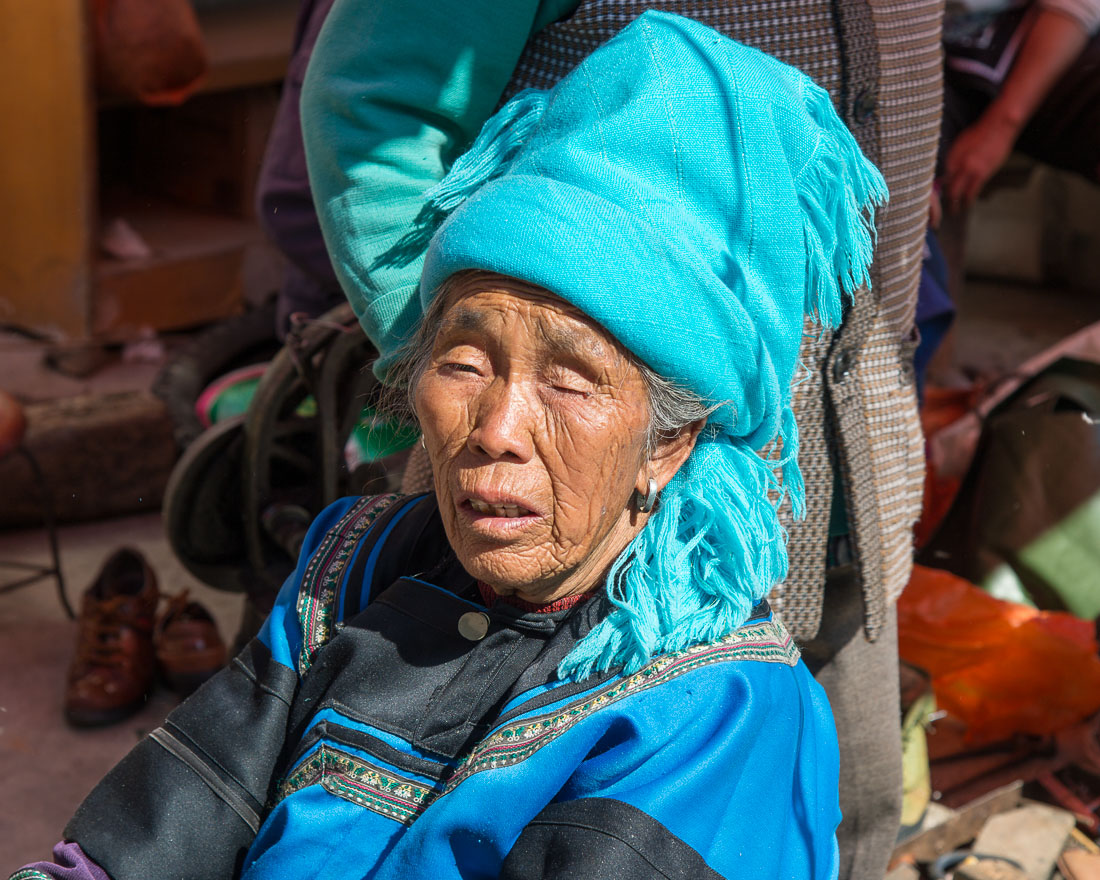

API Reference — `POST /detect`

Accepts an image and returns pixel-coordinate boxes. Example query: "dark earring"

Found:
[634,478,658,514]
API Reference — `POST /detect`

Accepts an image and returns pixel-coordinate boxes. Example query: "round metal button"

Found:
[458,611,491,642]
[853,87,877,124]
[898,360,915,386]
[832,349,854,383]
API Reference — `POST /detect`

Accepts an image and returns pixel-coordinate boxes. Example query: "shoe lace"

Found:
[156,590,194,636]
[74,595,148,668]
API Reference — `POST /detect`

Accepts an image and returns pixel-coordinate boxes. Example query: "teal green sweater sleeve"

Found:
[301,0,577,378]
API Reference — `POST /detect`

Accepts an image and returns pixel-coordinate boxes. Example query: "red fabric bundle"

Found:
[898,564,1100,744]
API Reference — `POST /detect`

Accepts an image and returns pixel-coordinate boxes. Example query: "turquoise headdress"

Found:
[419,10,887,679]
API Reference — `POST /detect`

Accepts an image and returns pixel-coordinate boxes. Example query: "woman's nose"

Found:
[467,379,534,462]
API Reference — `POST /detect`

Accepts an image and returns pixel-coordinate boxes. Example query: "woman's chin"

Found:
[446,505,543,582]
[460,553,546,597]
[449,533,560,598]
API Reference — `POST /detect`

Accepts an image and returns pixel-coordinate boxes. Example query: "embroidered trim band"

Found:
[276,618,796,826]
[296,494,398,673]
[277,743,436,826]
[445,619,799,792]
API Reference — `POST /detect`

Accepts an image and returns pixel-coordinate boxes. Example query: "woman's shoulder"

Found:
[605,606,805,703]
[300,493,409,552]
[260,492,446,674]
[297,492,441,571]
[668,601,802,672]
[621,609,823,732]
[450,610,837,877]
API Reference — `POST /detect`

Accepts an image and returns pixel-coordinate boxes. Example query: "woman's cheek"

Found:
[418,373,470,448]
[547,414,637,524]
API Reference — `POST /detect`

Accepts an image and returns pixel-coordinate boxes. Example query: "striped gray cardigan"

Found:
[500,0,943,641]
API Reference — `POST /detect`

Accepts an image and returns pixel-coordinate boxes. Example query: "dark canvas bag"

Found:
[920,357,1100,619]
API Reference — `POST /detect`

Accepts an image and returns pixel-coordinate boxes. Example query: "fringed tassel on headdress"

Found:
[558,83,887,683]
[796,82,888,329]
[424,89,549,214]
[776,404,805,520]
[372,90,549,271]
[559,433,790,681]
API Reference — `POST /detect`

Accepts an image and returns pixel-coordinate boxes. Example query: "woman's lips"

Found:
[457,489,541,517]
[457,494,541,536]
[467,498,533,518]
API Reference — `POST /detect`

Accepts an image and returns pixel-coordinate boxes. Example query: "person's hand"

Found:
[942,112,1019,211]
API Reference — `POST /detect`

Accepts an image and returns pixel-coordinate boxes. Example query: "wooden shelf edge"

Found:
[92,200,262,336]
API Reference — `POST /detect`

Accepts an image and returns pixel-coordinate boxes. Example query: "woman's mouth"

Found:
[467,499,533,518]
[457,493,542,538]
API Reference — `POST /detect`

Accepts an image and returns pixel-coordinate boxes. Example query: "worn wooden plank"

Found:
[1060,849,1100,880]
[892,782,1024,864]
[93,201,258,336]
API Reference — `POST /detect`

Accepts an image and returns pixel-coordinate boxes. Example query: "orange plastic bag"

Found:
[898,565,1100,744]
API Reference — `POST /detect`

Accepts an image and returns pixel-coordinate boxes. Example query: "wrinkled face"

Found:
[414,275,653,603]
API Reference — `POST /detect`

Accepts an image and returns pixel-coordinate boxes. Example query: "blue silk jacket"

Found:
[63,494,841,880]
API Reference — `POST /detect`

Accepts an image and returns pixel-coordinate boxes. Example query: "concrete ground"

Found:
[0,515,244,867]
[0,327,247,867]
[1,271,1099,868]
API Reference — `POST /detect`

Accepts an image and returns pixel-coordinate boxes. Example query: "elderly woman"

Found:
[13,11,887,880]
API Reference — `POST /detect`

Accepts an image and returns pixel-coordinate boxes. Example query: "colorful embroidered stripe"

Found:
[296,494,398,672]
[278,743,436,825]
[10,871,54,880]
[445,620,798,791]
[278,619,796,826]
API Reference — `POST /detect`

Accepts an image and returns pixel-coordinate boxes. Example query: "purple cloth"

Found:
[12,842,111,880]
[255,0,345,332]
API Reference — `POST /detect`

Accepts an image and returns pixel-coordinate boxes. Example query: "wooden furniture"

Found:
[0,0,298,341]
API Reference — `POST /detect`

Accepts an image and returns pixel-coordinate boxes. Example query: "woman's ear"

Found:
[644,418,706,493]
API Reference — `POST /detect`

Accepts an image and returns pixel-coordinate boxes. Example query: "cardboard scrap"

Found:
[973,803,1077,880]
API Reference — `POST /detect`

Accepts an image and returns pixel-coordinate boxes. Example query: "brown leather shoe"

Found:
[0,390,27,459]
[65,548,159,727]
[155,591,227,696]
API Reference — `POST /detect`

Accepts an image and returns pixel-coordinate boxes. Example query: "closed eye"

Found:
[545,366,597,398]
[551,382,593,398]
